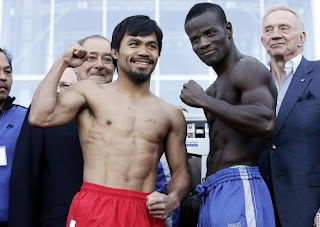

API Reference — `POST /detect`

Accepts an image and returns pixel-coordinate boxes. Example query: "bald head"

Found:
[75,35,115,84]
[57,67,77,93]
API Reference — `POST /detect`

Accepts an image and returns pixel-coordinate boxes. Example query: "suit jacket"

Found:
[257,57,320,226]
[179,157,201,227]
[9,108,83,227]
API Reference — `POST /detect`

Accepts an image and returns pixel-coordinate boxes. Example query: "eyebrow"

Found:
[128,37,158,45]
[128,37,141,42]
[88,51,112,56]
[265,23,290,28]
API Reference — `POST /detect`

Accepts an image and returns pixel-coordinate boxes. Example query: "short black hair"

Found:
[78,35,117,68]
[0,47,13,72]
[185,3,227,26]
[111,15,163,56]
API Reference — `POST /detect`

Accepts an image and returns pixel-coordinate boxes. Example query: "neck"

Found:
[213,44,243,77]
[0,97,6,110]
[270,55,292,86]
[115,73,151,97]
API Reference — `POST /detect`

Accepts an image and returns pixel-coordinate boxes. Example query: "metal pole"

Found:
[154,0,160,97]
[259,0,266,64]
[312,0,320,60]
[0,0,3,45]
[47,0,55,73]
[102,0,107,38]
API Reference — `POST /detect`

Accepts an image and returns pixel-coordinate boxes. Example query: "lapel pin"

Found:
[301,79,305,82]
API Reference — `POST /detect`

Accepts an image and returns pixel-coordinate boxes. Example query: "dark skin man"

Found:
[180,3,277,226]
[181,4,277,176]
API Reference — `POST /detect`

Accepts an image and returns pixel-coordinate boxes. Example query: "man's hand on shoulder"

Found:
[146,191,179,219]
[61,43,88,68]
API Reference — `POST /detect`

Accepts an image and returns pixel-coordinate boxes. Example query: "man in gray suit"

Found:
[258,5,320,226]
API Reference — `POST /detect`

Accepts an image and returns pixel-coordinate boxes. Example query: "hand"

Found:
[180,80,205,108]
[61,43,88,68]
[146,191,178,219]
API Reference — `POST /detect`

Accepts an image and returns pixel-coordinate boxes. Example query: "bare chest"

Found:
[81,98,170,145]
[206,76,240,124]
[210,76,239,101]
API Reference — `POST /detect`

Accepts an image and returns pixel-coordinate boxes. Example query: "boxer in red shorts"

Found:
[29,15,191,227]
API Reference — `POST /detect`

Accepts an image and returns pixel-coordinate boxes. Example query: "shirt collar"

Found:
[0,96,15,112]
[266,54,302,75]
[285,54,302,75]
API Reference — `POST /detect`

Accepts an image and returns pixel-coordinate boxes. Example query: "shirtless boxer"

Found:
[181,3,277,226]
[29,15,190,227]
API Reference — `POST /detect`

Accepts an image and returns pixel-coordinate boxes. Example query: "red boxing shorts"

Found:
[66,182,165,227]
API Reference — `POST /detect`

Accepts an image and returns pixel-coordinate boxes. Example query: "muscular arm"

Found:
[29,44,87,127]
[147,108,191,219]
[165,108,191,205]
[181,59,277,139]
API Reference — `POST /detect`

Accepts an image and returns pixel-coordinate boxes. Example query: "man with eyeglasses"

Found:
[57,68,77,94]
[9,35,115,227]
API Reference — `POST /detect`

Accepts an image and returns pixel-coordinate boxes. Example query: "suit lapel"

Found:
[273,57,313,138]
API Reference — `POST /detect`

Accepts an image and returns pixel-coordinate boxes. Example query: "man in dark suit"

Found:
[258,5,320,227]
[8,35,115,227]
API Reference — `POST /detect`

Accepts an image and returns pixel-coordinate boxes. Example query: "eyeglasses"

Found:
[58,82,73,91]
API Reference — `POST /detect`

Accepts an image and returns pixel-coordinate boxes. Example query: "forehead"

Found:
[185,11,222,35]
[0,52,10,66]
[82,38,111,53]
[121,32,158,44]
[264,10,297,27]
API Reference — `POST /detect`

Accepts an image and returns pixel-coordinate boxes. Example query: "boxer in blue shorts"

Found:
[181,3,277,226]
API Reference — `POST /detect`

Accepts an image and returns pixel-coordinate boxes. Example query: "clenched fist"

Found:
[180,79,206,108]
[61,43,88,68]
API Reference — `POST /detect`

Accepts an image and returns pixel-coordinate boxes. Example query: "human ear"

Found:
[111,49,118,60]
[298,31,306,47]
[226,22,233,38]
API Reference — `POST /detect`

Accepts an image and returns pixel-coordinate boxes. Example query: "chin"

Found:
[203,59,216,67]
[128,71,151,84]
[199,56,215,67]
[89,76,105,83]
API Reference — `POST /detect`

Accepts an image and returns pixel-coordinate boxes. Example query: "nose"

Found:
[271,28,282,40]
[0,70,7,81]
[199,37,210,49]
[137,46,150,56]
[94,57,104,70]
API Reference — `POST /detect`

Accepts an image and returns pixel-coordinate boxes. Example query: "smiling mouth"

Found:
[131,57,154,65]
[201,50,214,56]
[0,84,8,90]
[133,61,150,66]
[271,43,284,48]
[89,72,105,77]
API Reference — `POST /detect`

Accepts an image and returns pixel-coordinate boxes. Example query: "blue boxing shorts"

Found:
[195,166,275,227]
